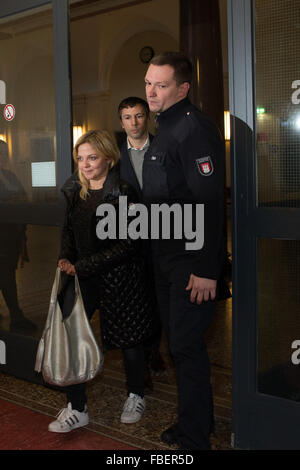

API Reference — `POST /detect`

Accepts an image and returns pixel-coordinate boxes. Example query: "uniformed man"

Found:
[143,52,225,450]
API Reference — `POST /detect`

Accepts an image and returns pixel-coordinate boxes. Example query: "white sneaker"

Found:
[120,393,146,424]
[48,402,89,433]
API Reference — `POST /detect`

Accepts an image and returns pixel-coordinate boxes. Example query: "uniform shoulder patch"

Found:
[195,156,214,176]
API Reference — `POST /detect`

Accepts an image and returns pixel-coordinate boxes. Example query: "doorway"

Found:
[68,0,233,449]
[229,0,300,449]
[0,0,233,450]
[0,0,72,381]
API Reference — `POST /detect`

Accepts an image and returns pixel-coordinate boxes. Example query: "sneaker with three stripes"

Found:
[120,393,146,424]
[48,402,89,433]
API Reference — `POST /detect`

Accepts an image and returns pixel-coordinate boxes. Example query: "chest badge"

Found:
[196,156,214,176]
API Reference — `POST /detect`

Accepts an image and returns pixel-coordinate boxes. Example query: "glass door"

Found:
[228,0,300,449]
[0,0,72,381]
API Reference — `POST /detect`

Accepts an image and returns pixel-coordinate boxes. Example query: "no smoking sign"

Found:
[3,104,15,121]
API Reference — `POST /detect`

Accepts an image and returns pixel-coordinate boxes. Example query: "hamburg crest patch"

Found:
[195,156,214,176]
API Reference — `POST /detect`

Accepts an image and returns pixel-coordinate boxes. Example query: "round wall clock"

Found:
[139,46,154,63]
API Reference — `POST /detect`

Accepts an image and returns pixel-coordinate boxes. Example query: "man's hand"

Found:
[186,274,217,304]
[58,258,76,276]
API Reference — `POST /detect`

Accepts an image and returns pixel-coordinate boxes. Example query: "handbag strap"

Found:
[74,273,82,298]
[51,268,82,305]
[50,267,61,305]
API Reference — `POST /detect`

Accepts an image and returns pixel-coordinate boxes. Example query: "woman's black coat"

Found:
[59,164,154,350]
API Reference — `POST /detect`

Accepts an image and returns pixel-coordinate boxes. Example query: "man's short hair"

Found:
[149,51,193,86]
[118,97,150,119]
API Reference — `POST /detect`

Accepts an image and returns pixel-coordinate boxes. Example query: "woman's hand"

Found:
[58,258,76,276]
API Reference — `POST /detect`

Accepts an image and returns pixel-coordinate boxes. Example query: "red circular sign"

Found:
[3,104,15,121]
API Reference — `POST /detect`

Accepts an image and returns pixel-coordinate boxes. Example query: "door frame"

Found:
[228,0,300,450]
[0,0,72,383]
[0,0,72,226]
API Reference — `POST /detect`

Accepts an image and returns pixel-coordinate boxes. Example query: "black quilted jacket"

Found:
[59,165,155,350]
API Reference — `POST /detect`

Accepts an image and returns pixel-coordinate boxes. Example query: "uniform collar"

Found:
[156,97,191,124]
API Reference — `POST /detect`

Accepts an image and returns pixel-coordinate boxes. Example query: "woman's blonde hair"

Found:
[73,130,120,200]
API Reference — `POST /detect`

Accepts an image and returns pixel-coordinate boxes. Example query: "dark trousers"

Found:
[60,276,145,411]
[153,255,216,450]
[66,345,145,411]
[141,250,162,361]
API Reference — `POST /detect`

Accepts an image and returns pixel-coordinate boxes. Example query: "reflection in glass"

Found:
[0,225,61,337]
[0,5,61,338]
[258,239,300,401]
[0,139,36,331]
[0,140,25,202]
[0,6,57,204]
[255,0,300,207]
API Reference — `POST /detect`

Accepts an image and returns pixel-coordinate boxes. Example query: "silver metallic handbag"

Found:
[35,268,104,386]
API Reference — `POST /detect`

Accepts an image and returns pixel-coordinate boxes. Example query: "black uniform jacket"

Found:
[142,97,226,282]
[119,133,154,201]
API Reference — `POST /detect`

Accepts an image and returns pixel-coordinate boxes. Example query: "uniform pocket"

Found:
[143,152,169,200]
